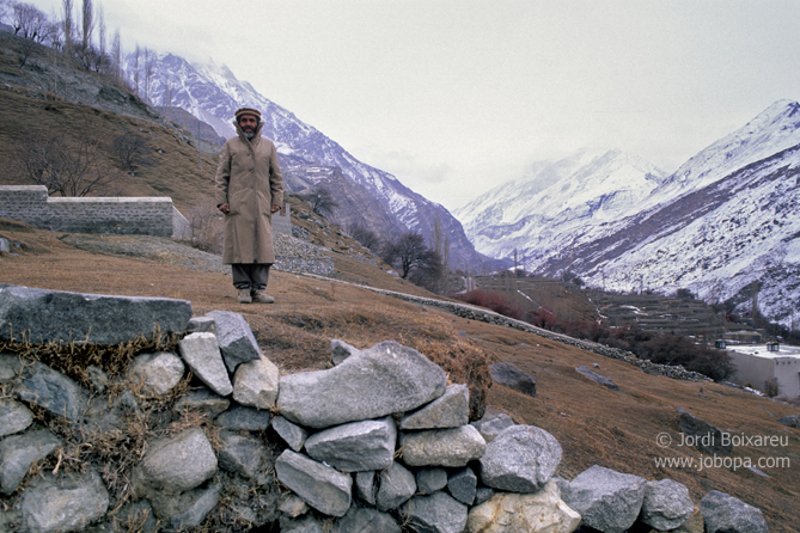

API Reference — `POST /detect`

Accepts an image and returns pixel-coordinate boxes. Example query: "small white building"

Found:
[726,343,800,399]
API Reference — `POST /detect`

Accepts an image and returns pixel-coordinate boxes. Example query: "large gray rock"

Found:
[305,417,397,472]
[562,465,646,533]
[416,468,448,495]
[272,415,309,452]
[218,431,268,479]
[467,480,581,533]
[0,285,191,345]
[178,332,233,396]
[152,483,221,530]
[576,365,619,390]
[215,405,270,431]
[489,362,536,397]
[128,351,185,396]
[333,506,401,533]
[676,407,732,455]
[0,399,33,437]
[233,354,280,410]
[471,411,515,443]
[479,424,562,492]
[0,429,62,494]
[700,490,768,533]
[777,414,799,428]
[447,467,477,505]
[277,341,447,428]
[20,470,109,533]
[15,361,87,421]
[133,428,218,496]
[402,491,468,533]
[207,310,261,372]
[400,384,469,430]
[401,425,486,467]
[174,389,230,418]
[376,461,417,511]
[275,449,353,517]
[641,479,695,530]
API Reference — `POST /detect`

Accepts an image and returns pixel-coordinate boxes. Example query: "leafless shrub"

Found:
[18,136,109,196]
[186,203,224,253]
[347,222,381,252]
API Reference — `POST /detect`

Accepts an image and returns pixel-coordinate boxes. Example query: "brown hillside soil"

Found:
[1,227,798,532]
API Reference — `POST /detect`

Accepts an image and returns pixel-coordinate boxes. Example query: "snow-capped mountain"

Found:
[123,53,492,270]
[455,148,667,269]
[458,100,799,326]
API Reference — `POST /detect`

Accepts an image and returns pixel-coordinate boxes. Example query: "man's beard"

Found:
[244,131,255,140]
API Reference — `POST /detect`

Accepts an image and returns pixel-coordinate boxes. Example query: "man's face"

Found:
[239,115,258,134]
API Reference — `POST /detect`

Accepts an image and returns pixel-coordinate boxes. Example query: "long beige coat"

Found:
[214,120,284,264]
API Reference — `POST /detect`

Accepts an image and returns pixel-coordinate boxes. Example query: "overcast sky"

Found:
[28,0,800,210]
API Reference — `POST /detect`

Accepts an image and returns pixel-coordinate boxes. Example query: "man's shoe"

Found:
[237,289,252,304]
[251,290,275,304]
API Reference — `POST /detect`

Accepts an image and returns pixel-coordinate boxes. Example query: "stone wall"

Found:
[0,285,771,533]
[0,185,292,239]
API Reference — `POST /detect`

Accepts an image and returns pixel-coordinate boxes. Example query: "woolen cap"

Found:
[235,107,261,121]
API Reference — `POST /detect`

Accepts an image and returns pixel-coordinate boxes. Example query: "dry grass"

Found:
[1,226,799,532]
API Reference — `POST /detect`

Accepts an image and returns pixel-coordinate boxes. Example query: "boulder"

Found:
[777,415,799,428]
[676,407,732,455]
[0,429,62,494]
[178,332,233,396]
[471,411,515,443]
[0,399,33,437]
[151,482,220,530]
[133,428,218,496]
[402,491,468,533]
[277,341,447,428]
[400,384,470,430]
[207,310,261,372]
[467,480,581,533]
[218,431,268,478]
[376,461,417,511]
[489,362,536,397]
[272,415,309,452]
[447,466,477,505]
[0,285,191,345]
[479,424,562,492]
[576,365,619,390]
[700,490,768,533]
[305,417,397,472]
[215,406,271,431]
[128,351,185,396]
[641,478,695,530]
[416,467,448,495]
[562,465,646,533]
[333,506,401,533]
[401,425,486,467]
[274,449,353,517]
[233,354,280,410]
[15,361,87,421]
[20,470,109,533]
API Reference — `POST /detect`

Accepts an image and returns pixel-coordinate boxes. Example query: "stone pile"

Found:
[0,285,770,532]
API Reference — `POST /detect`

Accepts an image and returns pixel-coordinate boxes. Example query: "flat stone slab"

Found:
[178,332,233,396]
[305,417,397,472]
[489,362,536,397]
[274,450,352,517]
[400,384,469,430]
[277,341,447,428]
[401,425,486,467]
[272,415,309,452]
[0,285,191,345]
[0,429,62,494]
[15,362,87,421]
[576,365,619,390]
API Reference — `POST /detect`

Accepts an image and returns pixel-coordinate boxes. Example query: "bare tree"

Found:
[112,132,151,175]
[299,187,338,217]
[61,0,73,55]
[80,0,93,52]
[19,137,108,197]
[96,3,105,60]
[132,45,140,95]
[143,47,155,102]
[382,232,443,286]
[110,28,121,81]
[347,222,381,252]
[9,2,50,41]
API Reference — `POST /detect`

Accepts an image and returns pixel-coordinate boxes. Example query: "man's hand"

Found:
[218,202,230,214]
[271,205,282,214]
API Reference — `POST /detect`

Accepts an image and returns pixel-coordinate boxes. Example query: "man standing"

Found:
[215,107,284,304]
